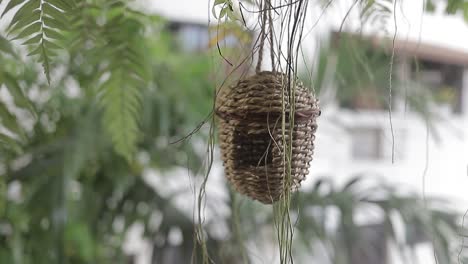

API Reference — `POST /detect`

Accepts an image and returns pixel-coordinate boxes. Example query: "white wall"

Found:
[311,109,468,204]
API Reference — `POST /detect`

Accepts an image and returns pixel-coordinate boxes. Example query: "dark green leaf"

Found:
[2,73,35,115]
[11,21,41,40]
[0,35,16,57]
[226,9,236,21]
[43,2,68,23]
[43,16,68,31]
[0,133,22,154]
[8,9,40,33]
[100,72,141,161]
[27,45,41,56]
[219,8,227,19]
[38,43,52,83]
[0,103,25,140]
[8,0,40,27]
[43,28,63,40]
[47,0,72,12]
[1,0,26,17]
[21,33,42,45]
[44,39,62,50]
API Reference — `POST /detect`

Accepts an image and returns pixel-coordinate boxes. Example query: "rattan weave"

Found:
[216,71,319,204]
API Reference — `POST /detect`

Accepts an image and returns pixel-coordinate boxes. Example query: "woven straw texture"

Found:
[216,71,319,204]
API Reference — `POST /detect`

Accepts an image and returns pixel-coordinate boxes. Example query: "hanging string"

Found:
[255,0,267,73]
[256,0,276,73]
[268,0,275,72]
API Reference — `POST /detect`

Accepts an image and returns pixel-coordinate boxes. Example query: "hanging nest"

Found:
[216,71,320,204]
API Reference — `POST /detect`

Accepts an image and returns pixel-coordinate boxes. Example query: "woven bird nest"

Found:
[216,71,320,204]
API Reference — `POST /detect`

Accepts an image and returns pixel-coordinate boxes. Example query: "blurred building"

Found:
[148,0,468,263]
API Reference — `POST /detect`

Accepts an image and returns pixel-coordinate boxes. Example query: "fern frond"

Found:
[0,36,34,155]
[100,70,142,161]
[0,96,24,155]
[3,0,74,84]
[96,5,151,161]
[1,72,35,115]
[0,102,25,139]
[67,2,101,52]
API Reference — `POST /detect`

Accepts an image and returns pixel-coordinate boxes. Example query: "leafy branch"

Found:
[2,0,74,84]
[0,35,35,155]
[95,4,151,161]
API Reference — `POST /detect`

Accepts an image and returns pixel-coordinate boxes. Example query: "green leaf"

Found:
[212,0,225,18]
[38,43,51,84]
[11,21,41,40]
[43,28,63,40]
[21,33,42,45]
[43,16,68,31]
[27,45,41,56]
[43,2,68,23]
[8,9,40,33]
[44,39,62,50]
[219,8,227,19]
[1,0,25,17]
[0,133,22,154]
[65,223,95,261]
[4,0,72,84]
[100,71,142,161]
[2,73,35,115]
[0,35,16,57]
[0,103,25,140]
[47,0,72,12]
[226,9,237,21]
[90,4,152,161]
[8,0,40,27]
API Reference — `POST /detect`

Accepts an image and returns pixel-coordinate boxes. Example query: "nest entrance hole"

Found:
[232,128,274,168]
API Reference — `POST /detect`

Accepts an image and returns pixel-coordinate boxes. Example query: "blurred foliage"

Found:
[0,1,215,263]
[293,177,461,264]
[226,176,463,264]
[1,0,75,84]
[305,33,455,141]
[0,0,466,263]
[427,0,468,21]
[0,35,34,156]
[312,37,392,110]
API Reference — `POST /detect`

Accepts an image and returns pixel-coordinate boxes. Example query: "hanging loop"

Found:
[255,0,275,73]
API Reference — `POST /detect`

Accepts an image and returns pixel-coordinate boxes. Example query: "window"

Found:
[168,22,209,52]
[351,127,383,160]
[412,59,464,114]
[167,22,246,53]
